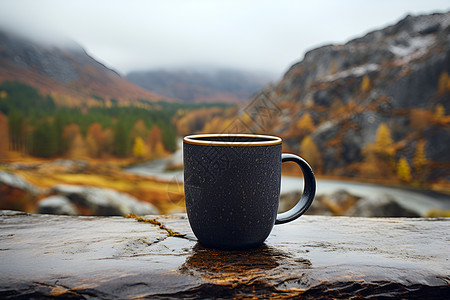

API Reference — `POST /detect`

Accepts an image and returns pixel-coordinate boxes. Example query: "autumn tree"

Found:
[359,122,397,179]
[202,116,226,133]
[62,123,81,154]
[413,140,428,182]
[360,75,372,92]
[0,113,9,160]
[132,136,148,159]
[374,123,395,159]
[409,109,431,131]
[103,128,115,155]
[130,119,149,140]
[360,146,384,178]
[300,136,322,172]
[68,133,88,159]
[147,125,165,157]
[397,157,412,182]
[437,71,450,95]
[433,104,446,123]
[86,123,105,158]
[296,113,314,134]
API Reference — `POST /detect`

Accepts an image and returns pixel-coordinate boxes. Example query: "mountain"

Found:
[243,12,450,182]
[126,68,274,103]
[0,29,166,106]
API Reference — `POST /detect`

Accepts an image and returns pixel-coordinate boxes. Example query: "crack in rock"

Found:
[126,214,186,238]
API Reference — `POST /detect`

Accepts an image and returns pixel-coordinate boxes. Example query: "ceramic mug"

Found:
[183,133,316,249]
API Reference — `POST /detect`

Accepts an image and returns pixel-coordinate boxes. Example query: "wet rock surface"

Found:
[0,211,449,299]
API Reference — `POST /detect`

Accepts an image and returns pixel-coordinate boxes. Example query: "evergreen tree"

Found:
[0,113,9,160]
[8,109,26,152]
[31,121,58,157]
[114,121,129,157]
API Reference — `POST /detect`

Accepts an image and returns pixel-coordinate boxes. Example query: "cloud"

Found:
[1,0,449,76]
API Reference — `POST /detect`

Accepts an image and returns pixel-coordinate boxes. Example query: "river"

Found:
[125,146,450,216]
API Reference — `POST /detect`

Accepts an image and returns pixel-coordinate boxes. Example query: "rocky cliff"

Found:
[245,12,450,182]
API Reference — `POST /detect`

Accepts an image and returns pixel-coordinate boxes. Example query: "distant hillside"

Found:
[242,12,450,183]
[0,29,167,106]
[126,69,274,103]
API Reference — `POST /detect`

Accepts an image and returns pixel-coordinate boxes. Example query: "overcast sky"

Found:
[0,0,449,78]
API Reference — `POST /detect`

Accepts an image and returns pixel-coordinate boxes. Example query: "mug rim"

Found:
[184,133,282,146]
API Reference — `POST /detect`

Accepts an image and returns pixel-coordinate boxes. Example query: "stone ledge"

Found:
[0,211,449,299]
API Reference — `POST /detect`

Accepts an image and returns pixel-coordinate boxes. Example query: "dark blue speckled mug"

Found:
[183,134,316,249]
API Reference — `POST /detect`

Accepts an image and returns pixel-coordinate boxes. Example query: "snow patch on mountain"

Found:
[323,64,379,82]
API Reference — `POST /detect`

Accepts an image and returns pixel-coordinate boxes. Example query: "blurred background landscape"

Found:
[0,1,449,217]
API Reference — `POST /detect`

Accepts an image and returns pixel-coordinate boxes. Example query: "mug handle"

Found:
[275,153,316,224]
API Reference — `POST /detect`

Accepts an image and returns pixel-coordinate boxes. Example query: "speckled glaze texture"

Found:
[184,137,282,249]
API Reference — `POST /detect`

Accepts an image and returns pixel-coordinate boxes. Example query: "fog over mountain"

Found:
[126,68,275,103]
[0,28,167,105]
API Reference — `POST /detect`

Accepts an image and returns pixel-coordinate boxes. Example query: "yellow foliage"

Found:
[0,90,7,99]
[360,75,372,92]
[437,71,450,94]
[426,209,450,218]
[296,113,314,133]
[86,135,99,158]
[175,107,227,135]
[152,141,166,158]
[132,136,148,159]
[67,133,88,159]
[413,140,427,175]
[359,146,384,178]
[397,157,412,182]
[130,119,148,140]
[375,123,395,157]
[433,104,445,121]
[202,116,225,133]
[300,136,322,171]
[0,113,9,160]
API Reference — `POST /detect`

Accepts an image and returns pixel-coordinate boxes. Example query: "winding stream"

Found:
[125,145,450,216]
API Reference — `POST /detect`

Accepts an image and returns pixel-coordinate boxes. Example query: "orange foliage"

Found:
[103,128,115,155]
[299,136,322,172]
[130,119,149,140]
[86,123,105,158]
[62,123,81,153]
[360,75,372,92]
[175,107,226,136]
[147,125,165,157]
[67,133,88,159]
[296,113,315,134]
[409,109,432,131]
[437,71,450,95]
[0,113,9,160]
